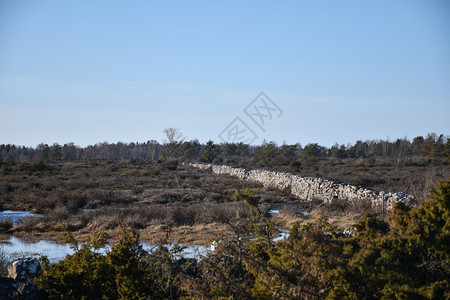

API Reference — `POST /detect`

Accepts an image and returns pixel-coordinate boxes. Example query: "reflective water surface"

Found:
[0,210,42,226]
[0,236,210,263]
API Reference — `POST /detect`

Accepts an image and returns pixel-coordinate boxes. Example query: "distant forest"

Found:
[1,133,449,168]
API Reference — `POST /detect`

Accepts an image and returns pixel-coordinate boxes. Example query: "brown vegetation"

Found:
[0,160,301,243]
[0,141,448,244]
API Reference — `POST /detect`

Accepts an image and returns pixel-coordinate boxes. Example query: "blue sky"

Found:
[1,0,449,147]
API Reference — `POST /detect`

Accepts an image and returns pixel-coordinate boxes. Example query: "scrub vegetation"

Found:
[0,132,449,298]
[33,181,449,299]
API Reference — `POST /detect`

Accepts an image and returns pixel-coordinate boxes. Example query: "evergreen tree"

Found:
[201,140,219,163]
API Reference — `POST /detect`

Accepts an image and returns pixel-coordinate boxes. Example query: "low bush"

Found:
[36,225,183,299]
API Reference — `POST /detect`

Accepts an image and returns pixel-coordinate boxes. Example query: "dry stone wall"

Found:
[190,163,415,211]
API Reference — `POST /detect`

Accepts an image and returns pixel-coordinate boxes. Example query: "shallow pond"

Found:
[0,210,42,226]
[0,236,75,263]
[0,232,290,263]
[0,236,210,263]
[0,209,288,262]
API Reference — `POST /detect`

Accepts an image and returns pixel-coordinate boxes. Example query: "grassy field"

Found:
[0,160,297,243]
[0,157,448,244]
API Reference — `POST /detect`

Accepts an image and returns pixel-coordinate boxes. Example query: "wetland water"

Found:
[0,210,42,226]
[0,210,288,262]
[0,236,211,263]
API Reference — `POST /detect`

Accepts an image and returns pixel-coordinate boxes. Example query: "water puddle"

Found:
[273,230,290,242]
[141,242,210,259]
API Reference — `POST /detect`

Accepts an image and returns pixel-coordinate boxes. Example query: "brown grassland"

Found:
[0,157,448,245]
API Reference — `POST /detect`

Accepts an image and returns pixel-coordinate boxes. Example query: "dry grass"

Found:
[2,158,447,245]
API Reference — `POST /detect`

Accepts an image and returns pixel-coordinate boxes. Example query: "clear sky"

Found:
[1,0,449,147]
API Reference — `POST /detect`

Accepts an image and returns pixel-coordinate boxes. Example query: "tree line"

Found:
[1,132,449,168]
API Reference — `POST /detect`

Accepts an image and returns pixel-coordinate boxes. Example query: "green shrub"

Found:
[36,225,181,299]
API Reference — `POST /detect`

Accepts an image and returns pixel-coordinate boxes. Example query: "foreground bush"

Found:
[36,226,182,299]
[244,180,449,299]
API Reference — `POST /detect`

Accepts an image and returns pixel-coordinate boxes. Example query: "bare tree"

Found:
[161,128,185,159]
[163,128,185,144]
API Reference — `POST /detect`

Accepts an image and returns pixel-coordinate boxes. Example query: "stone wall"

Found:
[190,163,415,211]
